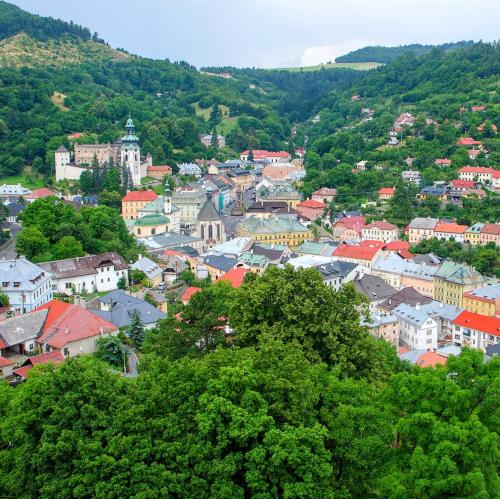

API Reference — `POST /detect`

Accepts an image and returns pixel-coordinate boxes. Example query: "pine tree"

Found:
[128,310,145,349]
[211,128,218,148]
[248,149,254,162]
[120,161,129,194]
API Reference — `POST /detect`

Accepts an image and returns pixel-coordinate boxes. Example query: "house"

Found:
[464,223,484,246]
[236,216,312,247]
[35,300,118,358]
[471,105,486,112]
[456,137,482,147]
[248,243,291,264]
[130,256,163,288]
[412,253,442,267]
[4,201,25,223]
[295,199,326,221]
[256,184,303,208]
[333,242,382,270]
[178,163,202,176]
[121,190,158,220]
[452,311,500,352]
[141,233,204,255]
[172,186,206,230]
[417,186,448,201]
[450,179,475,191]
[463,284,500,317]
[200,134,226,148]
[161,253,188,283]
[315,261,362,291]
[88,289,165,329]
[434,222,468,243]
[394,113,415,127]
[237,253,268,274]
[353,274,397,311]
[433,261,487,307]
[0,184,31,198]
[296,241,337,257]
[480,224,500,246]
[434,159,451,167]
[25,187,57,202]
[12,351,64,380]
[468,149,482,161]
[246,201,298,219]
[458,166,496,184]
[351,95,362,101]
[332,216,366,242]
[181,287,202,305]
[206,237,253,259]
[312,187,336,204]
[39,253,128,295]
[393,303,439,350]
[146,165,172,179]
[378,187,395,200]
[219,268,249,288]
[377,287,433,315]
[262,163,304,181]
[477,122,497,133]
[408,217,439,244]
[361,221,399,243]
[295,147,305,158]
[240,150,291,163]
[356,160,368,171]
[402,170,421,185]
[200,255,238,281]
[363,312,399,346]
[0,258,53,314]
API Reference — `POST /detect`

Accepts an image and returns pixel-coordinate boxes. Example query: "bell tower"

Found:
[120,114,142,186]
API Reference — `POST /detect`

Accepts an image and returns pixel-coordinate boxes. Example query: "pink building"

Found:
[295,199,326,221]
[312,187,336,204]
[480,224,500,246]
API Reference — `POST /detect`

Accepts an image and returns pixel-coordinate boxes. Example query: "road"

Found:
[124,346,139,377]
[0,223,21,259]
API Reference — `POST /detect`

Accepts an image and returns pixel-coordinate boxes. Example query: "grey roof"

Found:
[130,257,163,280]
[56,145,69,153]
[0,258,51,292]
[316,260,358,280]
[203,255,238,272]
[197,195,222,222]
[399,349,427,364]
[91,290,165,328]
[418,301,463,322]
[5,202,25,216]
[379,287,433,312]
[0,309,48,347]
[412,253,442,266]
[363,312,398,328]
[465,223,485,234]
[464,284,500,301]
[420,186,448,196]
[408,217,439,230]
[354,275,397,302]
[392,303,437,327]
[171,245,200,257]
[141,233,202,251]
[251,244,287,262]
[485,343,500,358]
[373,254,438,281]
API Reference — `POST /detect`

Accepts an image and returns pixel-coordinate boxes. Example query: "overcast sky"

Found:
[10,0,500,68]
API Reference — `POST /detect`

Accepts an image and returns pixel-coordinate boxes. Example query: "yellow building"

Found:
[464,223,484,245]
[133,214,170,238]
[236,216,312,248]
[433,261,487,307]
[122,190,159,220]
[256,187,302,209]
[463,285,500,317]
[227,169,254,192]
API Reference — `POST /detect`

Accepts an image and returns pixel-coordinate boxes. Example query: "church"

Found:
[194,189,226,249]
[55,116,151,186]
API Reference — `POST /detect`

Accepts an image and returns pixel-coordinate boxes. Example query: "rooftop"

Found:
[219,268,249,288]
[122,190,158,202]
[453,310,500,337]
[354,274,397,302]
[238,216,310,235]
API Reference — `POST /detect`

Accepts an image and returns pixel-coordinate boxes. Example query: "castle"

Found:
[55,116,151,187]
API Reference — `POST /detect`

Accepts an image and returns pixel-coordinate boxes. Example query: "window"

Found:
[65,282,72,289]
[13,282,20,288]
[1,282,8,287]
[151,228,156,235]
[63,347,69,356]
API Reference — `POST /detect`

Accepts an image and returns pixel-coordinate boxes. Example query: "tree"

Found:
[247,149,254,162]
[95,336,127,369]
[128,310,145,349]
[79,169,94,194]
[210,128,218,148]
[16,226,49,259]
[117,276,127,289]
[52,235,85,260]
[0,288,9,308]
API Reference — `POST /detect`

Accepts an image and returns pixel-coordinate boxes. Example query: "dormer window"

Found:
[2,282,8,287]
[13,282,20,288]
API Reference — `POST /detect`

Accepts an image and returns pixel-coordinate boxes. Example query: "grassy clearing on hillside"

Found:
[0,170,45,189]
[271,62,383,72]
[50,91,69,111]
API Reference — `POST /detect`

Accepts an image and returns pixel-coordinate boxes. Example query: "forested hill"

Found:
[335,41,474,63]
[0,0,100,42]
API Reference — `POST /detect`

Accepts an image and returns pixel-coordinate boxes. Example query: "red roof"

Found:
[0,356,14,368]
[297,199,326,209]
[335,216,366,234]
[122,190,158,202]
[451,180,475,189]
[219,268,249,288]
[378,187,396,196]
[241,150,290,159]
[471,106,486,112]
[181,287,201,303]
[494,171,500,178]
[147,165,172,172]
[397,249,414,260]
[333,243,380,261]
[312,187,337,197]
[416,352,448,368]
[13,351,64,379]
[363,221,397,231]
[25,188,56,200]
[457,137,482,146]
[435,158,451,166]
[453,311,500,337]
[468,149,481,156]
[35,300,117,349]
[13,366,32,378]
[459,166,496,174]
[434,222,468,234]
[384,240,410,252]
[481,223,500,236]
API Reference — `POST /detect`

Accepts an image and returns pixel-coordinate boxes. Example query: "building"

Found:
[295,199,326,221]
[140,233,203,255]
[240,150,291,163]
[333,242,382,270]
[181,287,201,305]
[262,163,304,181]
[463,284,500,317]
[36,300,118,358]
[227,168,254,192]
[435,159,452,167]
[402,170,421,185]
[0,184,31,198]
[377,287,433,315]
[122,190,158,220]
[172,187,206,230]
[39,253,128,295]
[417,186,448,201]
[393,303,439,350]
[219,268,250,288]
[256,185,303,208]
[456,137,482,147]
[354,274,397,311]
[332,216,366,242]
[395,113,415,127]
[452,311,500,351]
[200,255,238,281]
[206,237,253,259]
[312,187,336,204]
[0,258,53,314]
[25,188,57,202]
[408,217,439,244]
[433,261,487,307]
[458,166,497,184]
[146,165,172,179]
[178,163,202,176]
[464,223,484,246]
[138,190,181,234]
[364,313,399,346]
[194,191,226,250]
[133,214,170,238]
[130,256,163,288]
[316,261,362,291]
[450,180,475,191]
[246,201,298,219]
[200,134,226,148]
[12,351,64,380]
[434,222,468,243]
[378,187,395,201]
[88,289,165,329]
[236,216,312,247]
[480,224,500,246]
[361,221,398,243]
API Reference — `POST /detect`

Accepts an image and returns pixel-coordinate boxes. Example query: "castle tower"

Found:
[55,145,71,182]
[196,188,226,249]
[164,186,172,215]
[120,114,142,186]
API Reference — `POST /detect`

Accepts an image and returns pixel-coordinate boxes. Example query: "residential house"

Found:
[407,217,439,244]
[121,190,158,220]
[295,199,326,221]
[468,149,482,161]
[433,261,487,307]
[363,313,399,346]
[395,113,415,127]
[181,287,201,305]
[332,216,366,242]
[246,201,298,219]
[12,351,64,380]
[240,150,291,163]
[237,253,268,274]
[353,274,397,311]
[248,243,291,265]
[434,159,452,167]
[312,187,336,204]
[402,170,421,185]
[39,253,128,295]
[140,233,203,255]
[219,268,250,288]
[227,168,254,192]
[393,303,439,350]
[200,255,238,281]
[464,223,484,245]
[378,187,395,201]
[377,287,433,315]
[361,221,399,243]
[450,179,475,191]
[333,242,382,270]
[316,261,362,291]
[130,256,163,288]
[262,163,304,181]
[0,183,31,198]
[88,289,165,329]
[434,222,468,243]
[236,216,312,247]
[456,137,482,147]
[458,166,496,184]
[36,300,118,358]
[296,241,337,257]
[463,284,500,317]
[200,134,226,148]
[206,237,253,258]
[161,253,188,283]
[452,311,500,351]
[25,188,57,202]
[256,185,303,208]
[417,186,448,201]
[178,163,202,176]
[0,258,53,314]
[146,165,172,179]
[480,224,500,246]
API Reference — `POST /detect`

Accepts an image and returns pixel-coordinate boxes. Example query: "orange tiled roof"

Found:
[416,352,448,368]
[434,222,468,234]
[219,268,249,288]
[453,310,500,337]
[122,190,158,202]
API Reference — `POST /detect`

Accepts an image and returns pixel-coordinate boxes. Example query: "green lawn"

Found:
[270,62,383,72]
[0,173,45,189]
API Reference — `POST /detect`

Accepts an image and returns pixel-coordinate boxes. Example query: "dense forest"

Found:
[335,41,475,63]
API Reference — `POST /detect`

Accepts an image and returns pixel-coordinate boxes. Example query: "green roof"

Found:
[238,216,310,235]
[238,252,268,267]
[435,260,486,285]
[296,241,327,255]
[134,214,170,226]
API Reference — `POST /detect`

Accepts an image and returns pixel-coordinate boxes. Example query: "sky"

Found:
[10,0,500,68]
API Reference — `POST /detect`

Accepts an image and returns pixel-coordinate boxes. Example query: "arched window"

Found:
[201,224,205,239]
[208,224,213,239]
[217,224,220,240]
[137,228,141,235]
[151,228,156,235]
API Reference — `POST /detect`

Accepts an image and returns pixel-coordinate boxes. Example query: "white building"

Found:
[361,221,399,243]
[0,258,53,314]
[0,184,31,198]
[393,303,439,351]
[172,187,206,230]
[39,253,128,295]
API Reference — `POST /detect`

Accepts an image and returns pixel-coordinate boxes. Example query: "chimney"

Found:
[415,303,420,311]
[64,327,70,335]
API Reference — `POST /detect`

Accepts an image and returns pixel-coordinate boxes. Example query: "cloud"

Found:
[300,39,384,66]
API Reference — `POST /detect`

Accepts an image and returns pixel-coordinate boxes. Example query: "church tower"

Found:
[120,115,142,186]
[196,188,226,250]
[55,145,71,182]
